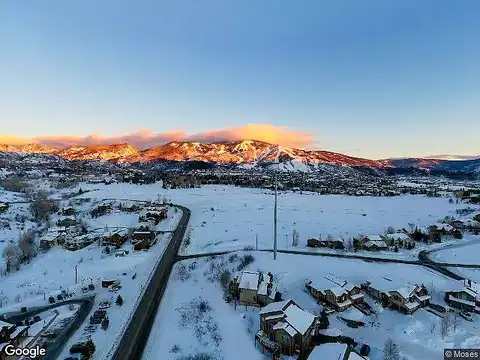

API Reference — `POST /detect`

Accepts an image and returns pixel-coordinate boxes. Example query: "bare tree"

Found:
[452,312,460,333]
[385,226,396,235]
[18,229,37,262]
[383,338,400,360]
[441,313,453,339]
[2,244,22,272]
[30,191,59,221]
[292,229,299,247]
[346,238,354,252]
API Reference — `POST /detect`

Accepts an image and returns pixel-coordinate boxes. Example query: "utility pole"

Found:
[273,151,278,260]
[74,265,78,285]
[256,234,259,251]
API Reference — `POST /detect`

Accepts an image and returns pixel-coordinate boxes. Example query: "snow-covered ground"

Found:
[430,238,480,264]
[0,195,182,360]
[72,183,466,256]
[143,251,475,360]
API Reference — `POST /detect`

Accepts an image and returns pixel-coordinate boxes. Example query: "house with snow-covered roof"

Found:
[309,343,370,360]
[383,233,414,247]
[256,299,318,359]
[445,279,480,314]
[230,271,279,307]
[354,235,388,251]
[362,278,430,314]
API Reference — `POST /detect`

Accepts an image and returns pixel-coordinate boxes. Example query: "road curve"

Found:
[109,204,191,360]
[177,248,465,281]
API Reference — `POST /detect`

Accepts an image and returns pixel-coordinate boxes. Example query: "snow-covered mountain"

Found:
[56,143,140,161]
[0,140,478,174]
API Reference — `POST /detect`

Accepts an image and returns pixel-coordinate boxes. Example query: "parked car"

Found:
[82,287,89,293]
[88,284,95,291]
[90,317,102,325]
[460,310,473,321]
[33,315,41,323]
[355,344,371,356]
[99,301,111,309]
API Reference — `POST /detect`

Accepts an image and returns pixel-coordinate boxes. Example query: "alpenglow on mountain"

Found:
[0,140,479,173]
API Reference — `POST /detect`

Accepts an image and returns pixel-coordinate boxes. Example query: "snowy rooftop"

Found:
[272,321,297,337]
[364,235,383,241]
[0,320,13,328]
[283,303,316,336]
[395,285,417,299]
[364,240,387,248]
[239,271,260,291]
[309,343,348,360]
[384,233,410,240]
[259,300,292,315]
[330,286,347,297]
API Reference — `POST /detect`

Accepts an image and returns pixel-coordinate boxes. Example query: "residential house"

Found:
[103,228,129,248]
[464,220,480,231]
[325,287,352,311]
[239,271,262,306]
[383,233,413,247]
[56,216,77,227]
[343,283,365,305]
[258,273,279,306]
[355,235,388,251]
[363,240,388,251]
[40,228,67,249]
[450,220,466,230]
[63,234,96,251]
[305,279,361,311]
[309,343,369,360]
[445,279,480,313]
[388,284,430,314]
[230,271,279,307]
[435,223,455,234]
[256,299,318,359]
[362,278,430,314]
[139,208,167,225]
[132,220,156,248]
[62,207,76,216]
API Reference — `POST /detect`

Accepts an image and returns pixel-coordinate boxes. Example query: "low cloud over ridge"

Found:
[6,124,314,149]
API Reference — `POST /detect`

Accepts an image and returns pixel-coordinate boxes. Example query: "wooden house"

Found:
[62,207,76,216]
[103,229,129,248]
[56,216,77,227]
[383,233,413,247]
[40,228,67,249]
[238,271,261,306]
[139,208,167,225]
[362,278,430,314]
[445,279,480,313]
[256,299,318,359]
[229,271,279,307]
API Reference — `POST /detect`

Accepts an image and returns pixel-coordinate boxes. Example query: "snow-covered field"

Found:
[1,180,479,360]
[142,251,476,360]
[72,183,466,256]
[430,238,480,265]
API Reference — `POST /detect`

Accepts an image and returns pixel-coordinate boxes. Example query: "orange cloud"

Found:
[3,124,314,149]
[0,136,32,145]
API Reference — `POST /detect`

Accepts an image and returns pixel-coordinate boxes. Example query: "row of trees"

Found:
[2,191,60,274]
[2,229,37,273]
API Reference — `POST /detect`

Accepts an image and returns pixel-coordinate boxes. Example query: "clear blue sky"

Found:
[1,0,479,158]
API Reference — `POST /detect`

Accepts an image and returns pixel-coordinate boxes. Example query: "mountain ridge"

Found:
[0,140,478,173]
